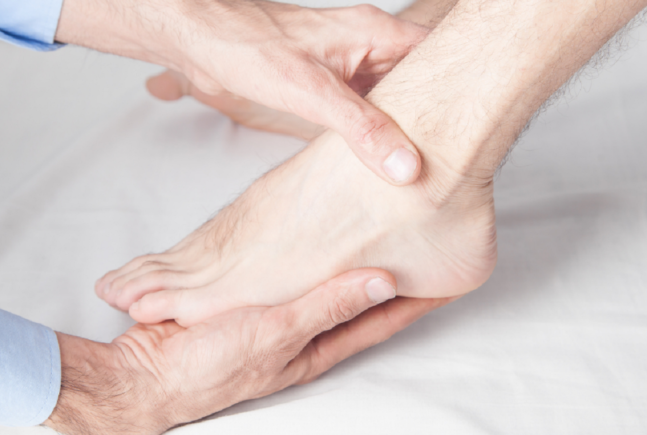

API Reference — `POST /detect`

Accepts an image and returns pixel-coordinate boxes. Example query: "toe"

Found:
[128,289,183,324]
[113,269,190,312]
[96,255,156,298]
[129,286,238,326]
[97,255,170,307]
[95,270,119,300]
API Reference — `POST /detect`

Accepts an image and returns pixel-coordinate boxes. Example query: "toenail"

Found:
[383,148,417,183]
[365,278,396,304]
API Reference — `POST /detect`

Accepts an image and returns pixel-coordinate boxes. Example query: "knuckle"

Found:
[349,113,391,152]
[324,292,357,327]
[352,4,382,18]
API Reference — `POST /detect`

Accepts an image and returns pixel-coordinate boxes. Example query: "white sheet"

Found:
[1,2,647,433]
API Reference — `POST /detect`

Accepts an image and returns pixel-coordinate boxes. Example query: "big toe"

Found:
[130,286,238,326]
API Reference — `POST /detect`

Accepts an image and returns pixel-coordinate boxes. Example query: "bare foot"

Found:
[97,9,516,325]
[97,0,638,326]
[96,119,497,325]
[147,70,325,140]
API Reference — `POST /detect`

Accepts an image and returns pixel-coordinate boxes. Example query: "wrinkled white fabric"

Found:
[1,1,646,433]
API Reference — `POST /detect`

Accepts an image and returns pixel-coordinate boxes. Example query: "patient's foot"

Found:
[96,122,497,325]
[147,70,325,140]
[99,13,530,325]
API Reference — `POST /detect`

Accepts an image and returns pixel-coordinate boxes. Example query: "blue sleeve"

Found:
[0,309,61,427]
[0,0,66,51]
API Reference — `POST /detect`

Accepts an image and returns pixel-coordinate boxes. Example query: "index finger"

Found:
[293,295,460,385]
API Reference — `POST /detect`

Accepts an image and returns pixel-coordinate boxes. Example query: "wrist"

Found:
[44,332,171,435]
[55,0,185,70]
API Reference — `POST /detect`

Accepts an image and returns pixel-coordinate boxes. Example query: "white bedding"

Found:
[1,2,647,433]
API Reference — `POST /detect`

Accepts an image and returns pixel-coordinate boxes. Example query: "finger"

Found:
[276,268,397,351]
[146,70,190,101]
[310,79,421,186]
[353,7,429,67]
[292,295,460,384]
[148,70,325,140]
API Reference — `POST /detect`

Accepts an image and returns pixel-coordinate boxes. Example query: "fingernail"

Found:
[383,148,417,183]
[131,301,140,311]
[365,278,396,304]
[103,282,111,295]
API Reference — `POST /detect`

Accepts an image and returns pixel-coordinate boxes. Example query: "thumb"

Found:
[280,268,397,346]
[317,80,421,186]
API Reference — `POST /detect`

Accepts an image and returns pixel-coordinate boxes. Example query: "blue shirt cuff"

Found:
[0,309,61,427]
[0,0,66,51]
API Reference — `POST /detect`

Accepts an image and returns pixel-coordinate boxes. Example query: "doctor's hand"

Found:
[45,268,456,434]
[147,69,327,141]
[55,0,426,185]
